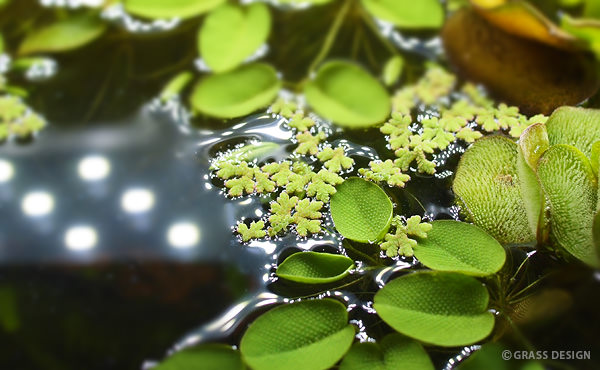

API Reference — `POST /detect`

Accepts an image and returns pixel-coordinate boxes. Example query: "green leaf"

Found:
[361,0,444,29]
[518,123,549,171]
[546,107,600,158]
[305,61,391,128]
[276,251,355,284]
[537,144,599,267]
[275,0,333,4]
[374,271,494,346]
[382,56,404,86]
[240,299,355,370]
[413,220,506,276]
[339,334,434,370]
[18,15,106,55]
[453,136,536,244]
[124,0,225,19]
[160,71,194,102]
[199,3,271,73]
[330,177,393,243]
[155,344,244,370]
[190,63,280,118]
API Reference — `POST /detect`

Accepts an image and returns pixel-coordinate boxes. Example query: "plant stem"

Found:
[307,0,352,74]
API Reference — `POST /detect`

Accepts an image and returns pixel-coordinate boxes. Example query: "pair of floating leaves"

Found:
[374,271,494,346]
[18,14,106,55]
[199,3,270,73]
[361,0,444,29]
[240,299,354,370]
[305,61,391,128]
[276,251,355,284]
[414,220,506,276]
[190,63,280,118]
[339,334,433,370]
[330,177,393,243]
[124,0,225,19]
[155,344,244,370]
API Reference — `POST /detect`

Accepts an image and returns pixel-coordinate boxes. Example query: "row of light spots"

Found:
[65,225,98,251]
[78,155,111,181]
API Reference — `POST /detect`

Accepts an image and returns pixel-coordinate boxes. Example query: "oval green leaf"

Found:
[275,0,332,4]
[361,0,444,29]
[305,61,390,128]
[382,55,403,87]
[453,136,536,244]
[330,177,393,243]
[18,15,106,55]
[124,0,225,19]
[190,63,281,118]
[546,107,600,158]
[537,144,599,267]
[339,333,433,370]
[240,299,355,370]
[199,3,271,73]
[413,220,506,276]
[276,251,355,284]
[374,271,494,346]
[155,344,244,370]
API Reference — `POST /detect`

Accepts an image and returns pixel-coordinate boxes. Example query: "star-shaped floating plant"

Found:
[380,112,412,151]
[292,198,323,237]
[295,131,326,155]
[306,169,344,202]
[316,146,354,173]
[359,159,411,188]
[268,192,299,236]
[379,215,432,257]
[287,112,315,132]
[237,220,267,242]
[262,161,294,187]
[270,97,297,118]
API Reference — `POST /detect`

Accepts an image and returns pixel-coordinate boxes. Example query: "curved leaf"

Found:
[382,56,403,87]
[124,0,225,19]
[339,334,433,370]
[276,251,355,284]
[413,220,506,276]
[361,0,444,29]
[374,271,494,346]
[537,144,599,267]
[155,344,244,370]
[275,0,333,4]
[305,61,390,128]
[453,136,535,244]
[18,15,106,55]
[240,299,355,370]
[199,3,271,73]
[330,177,393,243]
[546,107,600,158]
[519,123,550,171]
[190,63,280,118]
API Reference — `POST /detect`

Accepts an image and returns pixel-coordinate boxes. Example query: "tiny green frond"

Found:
[237,220,267,242]
[404,215,432,238]
[293,198,323,236]
[225,176,255,197]
[414,65,456,104]
[262,161,294,187]
[359,159,411,188]
[268,192,299,236]
[380,215,431,257]
[391,86,416,115]
[270,97,298,118]
[316,146,354,173]
[456,127,483,143]
[295,131,326,155]
[288,112,315,132]
[306,169,344,202]
[254,168,276,194]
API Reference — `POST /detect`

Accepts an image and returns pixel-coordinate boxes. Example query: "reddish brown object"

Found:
[442,8,599,115]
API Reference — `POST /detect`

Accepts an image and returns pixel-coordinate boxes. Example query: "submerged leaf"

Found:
[537,144,599,267]
[124,0,225,19]
[413,220,506,276]
[361,0,444,29]
[453,136,535,244]
[305,61,390,128]
[240,299,355,370]
[199,3,271,73]
[374,271,494,346]
[18,15,106,55]
[190,63,280,118]
[442,8,598,115]
[276,251,355,284]
[155,344,244,370]
[330,178,393,243]
[339,334,434,370]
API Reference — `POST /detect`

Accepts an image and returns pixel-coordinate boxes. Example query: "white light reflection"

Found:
[167,222,200,248]
[0,160,14,183]
[22,191,54,216]
[78,155,110,181]
[64,226,98,251]
[121,188,155,213]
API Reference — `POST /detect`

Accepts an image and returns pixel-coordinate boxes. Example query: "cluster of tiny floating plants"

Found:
[5,0,600,369]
